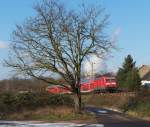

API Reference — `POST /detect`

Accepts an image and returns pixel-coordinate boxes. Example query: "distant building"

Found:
[139,65,150,80]
[139,65,150,88]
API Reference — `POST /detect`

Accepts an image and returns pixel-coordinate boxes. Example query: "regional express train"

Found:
[46,75,118,94]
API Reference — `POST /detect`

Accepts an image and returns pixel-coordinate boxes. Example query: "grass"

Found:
[126,99,150,120]
[2,106,96,123]
[83,92,132,109]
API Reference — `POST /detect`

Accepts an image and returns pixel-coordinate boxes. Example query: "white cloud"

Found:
[111,27,121,42]
[0,40,7,49]
[83,55,107,76]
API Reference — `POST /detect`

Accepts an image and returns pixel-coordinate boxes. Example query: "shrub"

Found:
[47,94,74,106]
[0,91,74,116]
[122,89,150,117]
[0,92,17,113]
[15,92,39,110]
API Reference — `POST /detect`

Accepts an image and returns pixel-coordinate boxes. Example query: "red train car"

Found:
[46,85,71,94]
[47,76,118,94]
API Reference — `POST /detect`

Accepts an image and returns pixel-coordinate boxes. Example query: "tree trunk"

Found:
[74,92,82,112]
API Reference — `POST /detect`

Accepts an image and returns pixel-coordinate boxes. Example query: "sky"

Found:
[0,0,150,79]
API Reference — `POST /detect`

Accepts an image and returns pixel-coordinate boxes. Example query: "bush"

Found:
[0,92,17,113]
[122,89,150,117]
[16,92,39,110]
[0,91,74,116]
[47,94,74,106]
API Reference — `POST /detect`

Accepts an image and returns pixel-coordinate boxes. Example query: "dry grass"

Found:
[127,111,150,121]
[83,93,133,109]
[34,106,74,116]
[4,106,95,123]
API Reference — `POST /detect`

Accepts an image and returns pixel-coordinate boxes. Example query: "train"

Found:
[46,75,118,94]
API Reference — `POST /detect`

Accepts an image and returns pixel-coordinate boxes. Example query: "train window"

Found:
[105,79,109,82]
[106,78,115,82]
[111,79,116,82]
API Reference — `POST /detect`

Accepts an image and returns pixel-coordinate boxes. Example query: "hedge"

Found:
[0,91,74,114]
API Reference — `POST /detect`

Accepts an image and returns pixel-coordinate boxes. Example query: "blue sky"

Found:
[0,0,150,79]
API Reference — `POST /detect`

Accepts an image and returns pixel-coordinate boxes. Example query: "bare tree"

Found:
[5,0,114,112]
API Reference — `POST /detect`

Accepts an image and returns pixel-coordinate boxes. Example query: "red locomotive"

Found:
[81,76,117,93]
[47,75,118,94]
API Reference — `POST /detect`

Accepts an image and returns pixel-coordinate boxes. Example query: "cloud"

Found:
[111,27,122,42]
[0,40,7,49]
[83,55,107,76]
